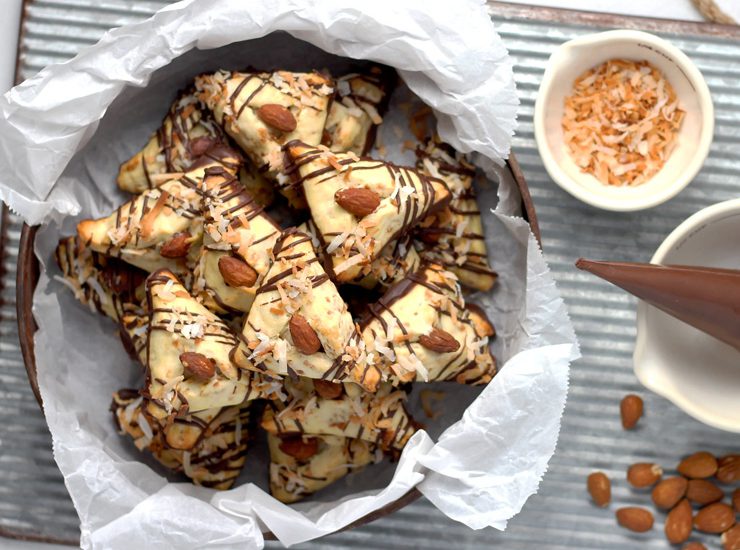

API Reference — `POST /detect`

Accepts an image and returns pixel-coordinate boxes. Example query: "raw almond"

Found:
[334,187,381,218]
[418,328,460,353]
[693,502,736,534]
[587,471,611,507]
[683,542,707,550]
[652,476,688,509]
[278,436,319,461]
[160,232,191,258]
[733,488,739,513]
[665,499,693,544]
[678,452,718,479]
[722,524,740,550]
[257,103,296,133]
[289,314,322,355]
[179,352,216,380]
[190,135,218,156]
[313,379,343,399]
[218,256,258,288]
[627,463,663,488]
[616,507,654,533]
[620,394,643,429]
[717,454,740,484]
[686,479,724,505]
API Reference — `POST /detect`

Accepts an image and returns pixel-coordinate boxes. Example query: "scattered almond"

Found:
[693,502,736,534]
[620,394,643,429]
[334,187,381,218]
[289,314,322,355]
[278,436,319,461]
[313,379,343,399]
[616,507,654,532]
[687,479,724,506]
[733,488,739,513]
[257,103,296,133]
[218,255,258,288]
[722,524,740,550]
[627,463,663,488]
[418,328,460,353]
[179,352,216,380]
[652,476,688,509]
[717,454,740,484]
[678,452,718,479]
[665,499,693,544]
[683,542,707,550]
[587,472,611,507]
[160,232,191,258]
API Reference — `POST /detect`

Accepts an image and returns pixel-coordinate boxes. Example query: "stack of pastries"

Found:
[56,65,499,503]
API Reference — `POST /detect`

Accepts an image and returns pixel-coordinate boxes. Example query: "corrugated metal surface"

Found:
[2,1,739,547]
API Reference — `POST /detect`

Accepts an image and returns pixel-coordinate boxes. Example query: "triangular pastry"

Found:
[192,166,281,314]
[111,390,249,489]
[360,263,497,385]
[232,228,382,392]
[261,377,416,451]
[414,139,497,291]
[283,141,451,282]
[143,270,280,419]
[195,70,333,207]
[268,433,377,503]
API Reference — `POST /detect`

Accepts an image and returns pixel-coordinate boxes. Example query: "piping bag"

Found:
[576,259,740,352]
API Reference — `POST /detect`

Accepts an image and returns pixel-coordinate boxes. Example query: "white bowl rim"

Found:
[534,29,715,212]
[633,198,740,432]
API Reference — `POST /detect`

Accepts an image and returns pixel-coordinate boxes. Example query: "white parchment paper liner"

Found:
[0,0,579,548]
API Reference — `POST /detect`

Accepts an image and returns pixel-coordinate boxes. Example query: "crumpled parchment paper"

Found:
[1,0,579,548]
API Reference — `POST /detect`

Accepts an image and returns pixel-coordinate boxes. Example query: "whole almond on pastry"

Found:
[334,188,381,218]
[652,476,688,509]
[289,314,322,355]
[678,452,718,479]
[313,379,343,399]
[620,394,643,429]
[587,472,611,507]
[218,256,258,288]
[616,507,654,533]
[179,352,216,380]
[665,499,693,544]
[693,502,735,534]
[683,542,707,550]
[278,436,319,461]
[722,524,740,550]
[686,479,724,505]
[717,454,740,484]
[160,232,191,258]
[627,463,663,488]
[257,103,296,133]
[419,328,460,353]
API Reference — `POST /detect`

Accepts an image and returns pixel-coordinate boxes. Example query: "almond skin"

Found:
[678,452,718,479]
[160,232,191,258]
[652,476,688,509]
[693,502,736,534]
[289,314,322,355]
[179,352,216,380]
[620,394,643,429]
[278,436,319,461]
[616,507,654,533]
[587,471,611,507]
[665,499,693,544]
[218,255,258,288]
[717,454,740,484]
[334,187,381,218]
[722,524,740,550]
[256,103,296,133]
[418,328,460,353]
[733,488,739,513]
[683,542,707,550]
[686,479,724,506]
[627,463,663,488]
[313,379,343,399]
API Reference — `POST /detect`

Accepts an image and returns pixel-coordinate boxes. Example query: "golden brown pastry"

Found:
[283,141,451,283]
[361,263,497,385]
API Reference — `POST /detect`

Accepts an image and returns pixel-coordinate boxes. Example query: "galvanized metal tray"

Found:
[2,1,739,547]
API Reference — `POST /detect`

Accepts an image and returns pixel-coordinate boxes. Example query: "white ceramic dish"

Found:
[634,199,740,432]
[534,30,714,212]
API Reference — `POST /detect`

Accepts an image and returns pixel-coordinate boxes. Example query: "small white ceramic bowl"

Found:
[534,30,714,212]
[634,199,740,432]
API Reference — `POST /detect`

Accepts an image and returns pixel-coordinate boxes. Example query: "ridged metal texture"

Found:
[2,1,738,547]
